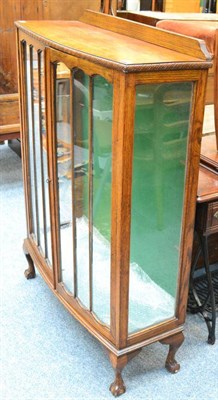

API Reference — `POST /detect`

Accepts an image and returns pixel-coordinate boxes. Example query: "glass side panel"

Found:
[73,69,90,308]
[55,62,74,292]
[92,76,112,325]
[128,82,193,334]
[26,45,37,242]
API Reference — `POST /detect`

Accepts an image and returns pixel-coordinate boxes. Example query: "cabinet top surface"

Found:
[16,18,210,70]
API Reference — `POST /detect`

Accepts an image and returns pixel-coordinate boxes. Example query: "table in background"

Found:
[117,11,218,150]
[117,11,218,26]
[188,165,218,344]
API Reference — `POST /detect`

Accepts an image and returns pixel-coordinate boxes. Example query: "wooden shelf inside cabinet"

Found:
[16,10,211,396]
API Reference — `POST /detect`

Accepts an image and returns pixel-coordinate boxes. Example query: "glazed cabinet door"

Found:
[19,37,53,282]
[48,49,114,341]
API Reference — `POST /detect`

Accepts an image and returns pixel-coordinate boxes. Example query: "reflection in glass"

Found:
[55,62,74,292]
[55,67,112,325]
[72,71,112,322]
[128,82,193,333]
[25,44,52,266]
[92,76,112,325]
[32,48,43,251]
[72,69,90,307]
[40,52,52,265]
[26,44,37,243]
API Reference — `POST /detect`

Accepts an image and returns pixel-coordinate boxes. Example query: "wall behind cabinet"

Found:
[0,0,102,143]
[0,0,100,95]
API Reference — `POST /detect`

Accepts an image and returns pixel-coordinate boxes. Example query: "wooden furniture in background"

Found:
[189,165,218,344]
[118,10,218,26]
[163,0,202,12]
[117,0,163,11]
[201,130,218,171]
[16,10,210,396]
[156,19,218,151]
[0,0,100,144]
[118,0,200,12]
[117,12,218,150]
[0,94,20,142]
[192,145,218,269]
[197,133,218,266]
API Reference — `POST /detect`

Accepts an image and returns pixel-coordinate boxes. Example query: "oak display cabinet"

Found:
[16,11,211,396]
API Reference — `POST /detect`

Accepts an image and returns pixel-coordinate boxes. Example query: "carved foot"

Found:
[208,334,215,345]
[160,332,184,374]
[165,358,180,374]
[109,371,126,397]
[24,266,36,279]
[107,348,141,397]
[23,243,36,279]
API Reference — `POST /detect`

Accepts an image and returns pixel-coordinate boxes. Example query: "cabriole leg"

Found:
[23,242,36,279]
[110,369,126,397]
[160,332,184,373]
[108,349,141,397]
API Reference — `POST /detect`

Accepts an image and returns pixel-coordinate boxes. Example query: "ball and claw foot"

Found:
[23,247,36,279]
[165,359,180,374]
[24,267,36,279]
[109,372,126,397]
[207,335,215,345]
[160,332,184,375]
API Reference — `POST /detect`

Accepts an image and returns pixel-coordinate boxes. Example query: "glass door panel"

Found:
[26,44,37,243]
[24,42,52,266]
[128,82,193,334]
[73,69,89,307]
[54,64,112,326]
[55,62,74,293]
[40,52,52,265]
[92,75,112,325]
[32,48,44,253]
